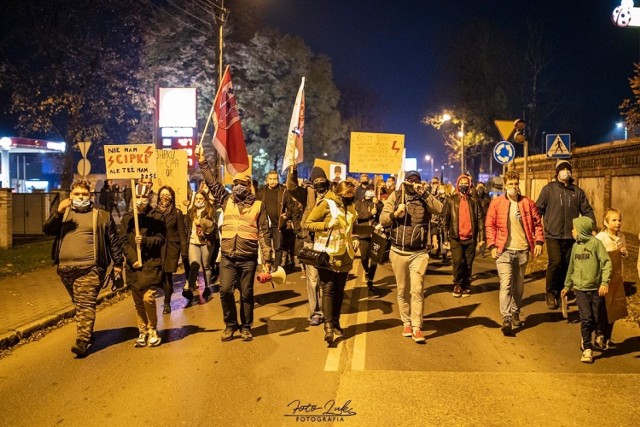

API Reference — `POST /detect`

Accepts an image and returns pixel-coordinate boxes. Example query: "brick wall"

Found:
[0,188,12,249]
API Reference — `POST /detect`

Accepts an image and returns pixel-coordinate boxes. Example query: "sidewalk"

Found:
[0,266,122,349]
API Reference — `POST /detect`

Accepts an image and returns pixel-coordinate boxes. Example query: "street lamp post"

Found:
[424,155,434,180]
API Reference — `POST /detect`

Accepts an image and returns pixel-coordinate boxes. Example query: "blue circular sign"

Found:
[494,141,515,164]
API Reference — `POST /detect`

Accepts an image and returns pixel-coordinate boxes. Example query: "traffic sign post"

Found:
[546,134,571,158]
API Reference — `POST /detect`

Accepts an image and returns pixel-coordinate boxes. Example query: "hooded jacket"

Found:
[442,175,484,242]
[536,178,595,240]
[563,217,611,292]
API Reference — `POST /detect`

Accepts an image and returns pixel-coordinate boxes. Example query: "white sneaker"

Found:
[148,329,162,347]
[581,349,593,363]
[594,335,607,351]
[134,333,148,348]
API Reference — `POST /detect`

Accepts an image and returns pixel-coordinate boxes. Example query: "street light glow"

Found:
[442,113,452,122]
[617,122,624,128]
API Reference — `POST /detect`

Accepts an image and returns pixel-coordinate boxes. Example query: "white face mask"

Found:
[194,201,205,209]
[558,170,571,181]
[507,188,518,197]
[71,199,91,211]
[365,190,375,199]
[136,199,149,209]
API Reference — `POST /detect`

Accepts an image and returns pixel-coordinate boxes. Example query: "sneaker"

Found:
[332,323,344,337]
[134,333,148,347]
[241,329,253,342]
[163,304,171,315]
[461,287,471,298]
[581,349,593,363]
[202,286,212,300]
[148,329,162,347]
[412,329,426,343]
[545,292,558,310]
[71,340,91,358]
[300,272,306,279]
[561,295,568,318]
[452,285,463,298]
[402,325,413,337]
[501,319,512,336]
[594,335,607,351]
[309,315,323,326]
[512,312,524,327]
[221,327,236,342]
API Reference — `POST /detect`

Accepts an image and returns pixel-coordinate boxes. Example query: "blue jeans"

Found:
[496,249,529,320]
[219,254,257,329]
[575,290,607,350]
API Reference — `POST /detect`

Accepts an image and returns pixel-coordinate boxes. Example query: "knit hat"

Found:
[555,160,572,174]
[405,170,421,182]
[310,166,328,184]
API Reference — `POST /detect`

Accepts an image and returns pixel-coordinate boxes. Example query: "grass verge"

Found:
[0,239,54,280]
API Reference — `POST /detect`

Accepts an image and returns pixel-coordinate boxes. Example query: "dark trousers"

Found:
[318,269,348,324]
[575,289,607,350]
[270,227,283,268]
[545,238,574,295]
[208,238,220,280]
[162,272,174,305]
[219,254,257,330]
[450,238,476,288]
[359,238,378,281]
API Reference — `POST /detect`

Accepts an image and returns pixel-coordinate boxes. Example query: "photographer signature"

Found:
[286,399,356,416]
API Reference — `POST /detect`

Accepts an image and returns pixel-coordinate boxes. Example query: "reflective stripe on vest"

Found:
[314,199,355,258]
[221,200,262,240]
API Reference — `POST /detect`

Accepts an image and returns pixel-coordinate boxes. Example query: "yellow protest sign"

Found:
[104,144,157,180]
[349,132,404,173]
[155,149,189,214]
[223,155,253,185]
[313,158,345,181]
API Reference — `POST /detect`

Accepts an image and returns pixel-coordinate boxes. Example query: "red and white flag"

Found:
[281,77,305,173]
[212,65,249,175]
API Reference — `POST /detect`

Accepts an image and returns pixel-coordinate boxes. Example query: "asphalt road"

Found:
[0,255,639,426]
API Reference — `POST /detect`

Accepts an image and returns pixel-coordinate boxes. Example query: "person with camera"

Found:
[380,171,443,344]
[304,181,359,345]
[43,179,124,358]
[197,146,272,342]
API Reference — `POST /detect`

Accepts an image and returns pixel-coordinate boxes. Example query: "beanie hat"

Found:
[405,170,421,182]
[555,160,572,174]
[310,166,328,184]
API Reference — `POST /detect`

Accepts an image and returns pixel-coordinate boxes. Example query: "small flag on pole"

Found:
[212,65,249,176]
[282,77,305,173]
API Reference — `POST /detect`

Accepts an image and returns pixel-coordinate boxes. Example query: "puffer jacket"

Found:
[485,193,544,253]
[304,191,357,273]
[442,175,484,242]
[43,205,124,280]
[535,179,595,240]
[200,160,272,261]
[380,189,443,251]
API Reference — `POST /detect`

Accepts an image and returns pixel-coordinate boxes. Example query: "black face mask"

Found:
[458,185,470,195]
[313,181,329,195]
[341,196,355,206]
[404,182,417,195]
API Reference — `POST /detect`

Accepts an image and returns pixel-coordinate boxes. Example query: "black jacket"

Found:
[43,205,124,281]
[443,194,484,242]
[536,179,595,240]
[160,206,188,272]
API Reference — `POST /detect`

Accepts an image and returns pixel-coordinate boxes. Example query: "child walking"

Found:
[561,217,611,363]
[595,209,629,349]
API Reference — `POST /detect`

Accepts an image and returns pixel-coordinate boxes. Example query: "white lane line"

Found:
[351,280,368,371]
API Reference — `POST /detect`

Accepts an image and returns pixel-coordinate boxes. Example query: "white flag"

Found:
[395,148,406,190]
[282,77,305,173]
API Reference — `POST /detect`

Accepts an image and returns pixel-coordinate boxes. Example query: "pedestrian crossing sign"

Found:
[546,134,571,158]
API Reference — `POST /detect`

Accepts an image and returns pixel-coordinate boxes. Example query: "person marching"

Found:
[595,208,629,350]
[304,181,359,345]
[442,174,484,297]
[561,217,611,363]
[43,179,124,358]
[157,186,188,314]
[257,170,288,269]
[197,146,272,342]
[120,184,166,348]
[354,184,381,291]
[485,169,544,336]
[380,171,443,344]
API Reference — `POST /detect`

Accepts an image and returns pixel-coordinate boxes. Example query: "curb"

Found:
[0,288,128,351]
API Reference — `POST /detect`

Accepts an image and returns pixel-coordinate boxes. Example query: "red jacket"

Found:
[485,194,544,253]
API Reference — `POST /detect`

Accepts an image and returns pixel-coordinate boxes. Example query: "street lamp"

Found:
[617,121,628,139]
[424,154,434,179]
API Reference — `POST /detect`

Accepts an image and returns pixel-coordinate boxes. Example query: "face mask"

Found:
[194,201,205,209]
[71,199,91,212]
[341,197,355,206]
[136,199,149,209]
[313,182,329,195]
[507,188,518,197]
[404,182,417,195]
[558,170,571,181]
[365,190,375,199]
[458,185,470,195]
[232,184,250,199]
[477,188,485,196]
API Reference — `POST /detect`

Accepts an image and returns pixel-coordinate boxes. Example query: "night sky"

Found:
[257,0,640,170]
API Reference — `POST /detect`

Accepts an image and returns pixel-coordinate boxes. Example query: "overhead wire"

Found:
[145,0,210,37]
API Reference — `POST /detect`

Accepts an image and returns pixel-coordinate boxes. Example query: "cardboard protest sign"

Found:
[349,132,404,174]
[155,149,189,214]
[104,144,157,180]
[313,158,346,181]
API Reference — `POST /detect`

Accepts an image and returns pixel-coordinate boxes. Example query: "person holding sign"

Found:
[43,179,124,358]
[119,184,166,348]
[197,146,272,342]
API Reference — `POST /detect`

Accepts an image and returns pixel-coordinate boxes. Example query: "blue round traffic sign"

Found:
[494,141,515,164]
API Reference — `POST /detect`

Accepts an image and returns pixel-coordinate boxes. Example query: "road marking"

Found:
[351,281,368,371]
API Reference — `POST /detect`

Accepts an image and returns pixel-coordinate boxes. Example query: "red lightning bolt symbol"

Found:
[391,140,400,155]
[107,156,114,169]
[144,145,154,159]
